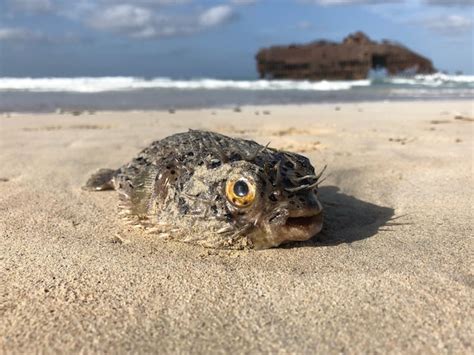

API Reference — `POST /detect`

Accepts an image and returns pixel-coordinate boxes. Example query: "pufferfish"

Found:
[84,130,324,249]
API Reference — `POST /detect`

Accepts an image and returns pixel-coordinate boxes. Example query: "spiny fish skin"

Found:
[84,130,324,249]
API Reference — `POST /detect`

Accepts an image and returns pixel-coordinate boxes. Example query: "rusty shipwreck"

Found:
[256,32,435,81]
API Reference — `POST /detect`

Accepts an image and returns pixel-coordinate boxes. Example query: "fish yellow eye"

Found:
[225,177,256,208]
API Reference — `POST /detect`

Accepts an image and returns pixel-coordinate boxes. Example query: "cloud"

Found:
[87,4,154,33]
[302,0,474,6]
[99,0,192,5]
[85,4,187,38]
[230,0,260,5]
[421,14,473,35]
[301,0,403,5]
[83,3,237,39]
[3,1,236,41]
[424,0,474,6]
[6,0,53,13]
[0,27,45,41]
[0,26,91,44]
[302,0,472,6]
[199,5,237,27]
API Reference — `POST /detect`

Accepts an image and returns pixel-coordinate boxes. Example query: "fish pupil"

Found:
[234,180,249,197]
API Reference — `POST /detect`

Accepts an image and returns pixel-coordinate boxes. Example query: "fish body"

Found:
[84,130,323,249]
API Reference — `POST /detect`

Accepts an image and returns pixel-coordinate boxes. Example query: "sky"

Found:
[0,0,473,78]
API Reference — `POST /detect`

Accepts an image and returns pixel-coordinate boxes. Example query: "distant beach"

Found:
[1,73,473,112]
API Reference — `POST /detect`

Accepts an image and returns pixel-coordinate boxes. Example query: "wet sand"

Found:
[1,101,473,353]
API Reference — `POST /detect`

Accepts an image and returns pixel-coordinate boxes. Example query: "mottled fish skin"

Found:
[84,130,324,249]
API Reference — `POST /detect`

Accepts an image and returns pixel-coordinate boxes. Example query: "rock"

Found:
[256,31,435,81]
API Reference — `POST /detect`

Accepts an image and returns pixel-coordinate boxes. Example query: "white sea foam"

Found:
[0,74,472,93]
[0,77,370,93]
[386,73,474,87]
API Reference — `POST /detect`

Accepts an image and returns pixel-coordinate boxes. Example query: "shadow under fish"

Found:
[285,185,395,248]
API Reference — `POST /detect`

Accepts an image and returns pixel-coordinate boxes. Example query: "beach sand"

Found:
[1,101,473,353]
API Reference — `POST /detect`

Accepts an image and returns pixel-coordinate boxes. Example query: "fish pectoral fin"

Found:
[116,165,162,219]
[82,168,117,191]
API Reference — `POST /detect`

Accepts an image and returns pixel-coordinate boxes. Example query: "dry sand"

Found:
[1,101,473,353]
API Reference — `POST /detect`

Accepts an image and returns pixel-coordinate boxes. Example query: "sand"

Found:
[1,101,473,353]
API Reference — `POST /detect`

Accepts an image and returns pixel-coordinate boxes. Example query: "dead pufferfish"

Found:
[84,130,324,249]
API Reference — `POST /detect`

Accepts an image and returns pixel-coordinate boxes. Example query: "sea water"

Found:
[0,73,472,112]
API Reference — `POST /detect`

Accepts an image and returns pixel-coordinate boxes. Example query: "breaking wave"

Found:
[377,73,474,87]
[0,73,472,93]
[0,77,370,93]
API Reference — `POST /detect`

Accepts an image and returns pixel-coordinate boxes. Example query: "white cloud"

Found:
[81,3,237,39]
[87,4,154,32]
[199,5,237,27]
[6,0,53,13]
[85,4,181,38]
[126,18,198,39]
[100,0,192,5]
[230,0,259,5]
[0,26,89,44]
[302,0,474,6]
[303,0,472,6]
[1,1,237,42]
[424,0,474,6]
[0,27,45,41]
[422,14,473,35]
[302,0,403,5]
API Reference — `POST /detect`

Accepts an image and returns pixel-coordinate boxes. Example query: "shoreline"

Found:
[1,97,473,115]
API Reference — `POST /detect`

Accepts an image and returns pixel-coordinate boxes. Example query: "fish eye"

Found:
[233,180,249,197]
[225,177,256,208]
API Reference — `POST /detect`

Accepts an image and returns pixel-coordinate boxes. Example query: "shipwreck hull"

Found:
[256,32,435,81]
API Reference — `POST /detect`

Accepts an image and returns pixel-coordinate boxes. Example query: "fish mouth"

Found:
[281,210,324,241]
[250,205,324,249]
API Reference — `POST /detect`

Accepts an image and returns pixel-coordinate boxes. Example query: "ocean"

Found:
[0,73,473,112]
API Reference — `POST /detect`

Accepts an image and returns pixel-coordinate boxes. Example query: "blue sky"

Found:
[0,0,473,78]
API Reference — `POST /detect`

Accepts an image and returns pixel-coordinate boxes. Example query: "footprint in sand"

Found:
[454,115,474,122]
[388,137,415,145]
[271,127,311,136]
[275,141,321,153]
[430,119,451,124]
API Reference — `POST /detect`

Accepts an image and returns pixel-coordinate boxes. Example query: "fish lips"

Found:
[252,203,323,248]
[279,211,323,242]
[279,206,324,242]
